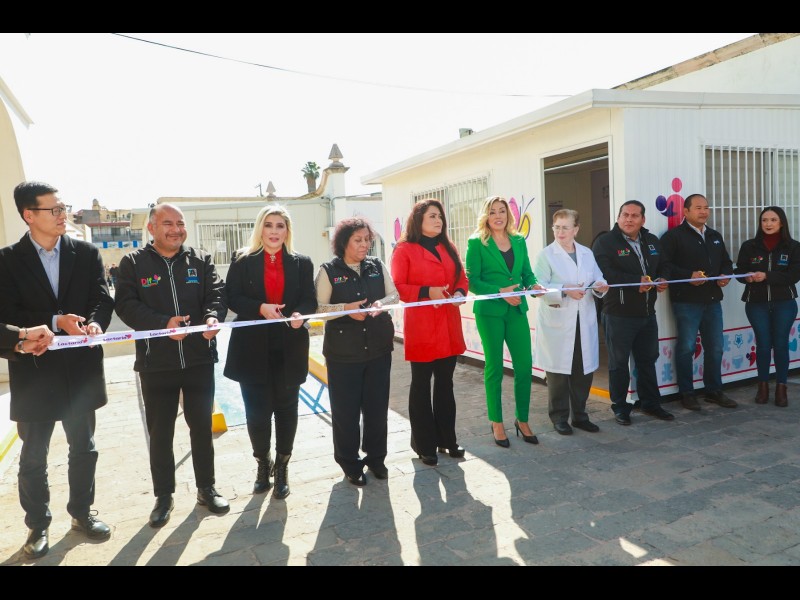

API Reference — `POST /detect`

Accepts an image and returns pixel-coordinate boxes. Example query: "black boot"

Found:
[253,452,273,494]
[272,453,291,500]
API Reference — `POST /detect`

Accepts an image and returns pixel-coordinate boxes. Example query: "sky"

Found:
[1,33,755,212]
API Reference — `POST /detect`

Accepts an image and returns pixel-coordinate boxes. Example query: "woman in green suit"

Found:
[466,196,543,447]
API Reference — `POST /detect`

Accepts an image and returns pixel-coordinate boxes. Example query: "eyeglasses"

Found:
[552,225,574,232]
[28,206,68,217]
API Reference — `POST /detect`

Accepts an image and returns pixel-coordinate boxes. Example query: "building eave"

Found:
[0,75,33,127]
[362,88,800,185]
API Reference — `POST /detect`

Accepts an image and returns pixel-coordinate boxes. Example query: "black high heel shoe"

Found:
[491,423,510,448]
[514,420,539,445]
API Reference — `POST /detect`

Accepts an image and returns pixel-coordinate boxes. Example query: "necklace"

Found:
[269,253,277,263]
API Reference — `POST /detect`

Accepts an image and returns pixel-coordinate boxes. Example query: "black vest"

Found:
[321,257,395,363]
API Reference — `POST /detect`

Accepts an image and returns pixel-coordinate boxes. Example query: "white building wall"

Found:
[173,200,333,281]
[382,110,615,372]
[620,105,800,393]
[382,101,800,390]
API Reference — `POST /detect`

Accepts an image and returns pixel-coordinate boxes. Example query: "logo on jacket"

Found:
[141,274,161,288]
[186,268,199,284]
[617,248,630,257]
[779,254,789,266]
[648,244,658,255]
[750,256,764,264]
[333,276,349,284]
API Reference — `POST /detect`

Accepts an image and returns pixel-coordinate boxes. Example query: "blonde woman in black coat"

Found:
[224,205,317,500]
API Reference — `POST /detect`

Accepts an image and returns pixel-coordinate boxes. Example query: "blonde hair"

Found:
[552,208,580,227]
[237,204,294,259]
[474,195,518,245]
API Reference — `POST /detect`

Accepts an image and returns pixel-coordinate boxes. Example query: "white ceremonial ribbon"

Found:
[47,273,751,351]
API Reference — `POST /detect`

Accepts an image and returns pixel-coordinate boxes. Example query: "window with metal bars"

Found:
[412,176,489,255]
[196,221,256,266]
[705,146,800,262]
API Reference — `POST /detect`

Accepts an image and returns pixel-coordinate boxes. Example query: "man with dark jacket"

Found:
[0,181,114,560]
[660,193,737,410]
[593,200,673,425]
[114,203,228,528]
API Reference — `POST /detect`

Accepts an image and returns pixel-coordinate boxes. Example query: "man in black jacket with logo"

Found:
[115,203,229,528]
[593,200,673,426]
[660,193,737,411]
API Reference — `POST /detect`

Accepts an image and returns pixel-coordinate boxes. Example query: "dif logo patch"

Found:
[141,274,161,288]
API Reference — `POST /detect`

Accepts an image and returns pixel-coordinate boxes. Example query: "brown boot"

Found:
[754,381,769,404]
[681,393,701,411]
[775,383,788,407]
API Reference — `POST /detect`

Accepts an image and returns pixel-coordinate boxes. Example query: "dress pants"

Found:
[475,309,533,423]
[239,352,300,457]
[326,353,392,476]
[546,319,593,425]
[603,313,662,417]
[139,363,216,497]
[17,410,98,529]
[408,355,458,456]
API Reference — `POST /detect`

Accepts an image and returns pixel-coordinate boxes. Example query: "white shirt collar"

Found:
[29,233,62,255]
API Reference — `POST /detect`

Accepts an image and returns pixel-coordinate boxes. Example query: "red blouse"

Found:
[264,249,284,305]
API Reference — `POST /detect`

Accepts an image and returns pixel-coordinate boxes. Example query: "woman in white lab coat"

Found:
[533,209,608,436]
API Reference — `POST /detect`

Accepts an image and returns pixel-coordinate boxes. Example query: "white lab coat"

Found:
[533,240,607,375]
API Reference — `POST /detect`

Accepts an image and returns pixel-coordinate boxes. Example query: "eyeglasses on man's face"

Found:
[552,225,574,232]
[29,205,68,217]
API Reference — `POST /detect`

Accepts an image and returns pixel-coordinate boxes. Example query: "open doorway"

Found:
[542,142,611,392]
[542,143,610,245]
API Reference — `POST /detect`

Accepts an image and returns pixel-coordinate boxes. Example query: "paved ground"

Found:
[2,342,800,566]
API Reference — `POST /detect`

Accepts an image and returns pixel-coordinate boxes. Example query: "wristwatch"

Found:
[16,340,26,354]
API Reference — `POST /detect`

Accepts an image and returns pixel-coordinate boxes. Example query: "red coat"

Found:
[391,241,468,362]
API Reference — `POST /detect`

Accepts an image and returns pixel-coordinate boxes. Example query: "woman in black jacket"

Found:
[315,217,397,487]
[224,205,317,499]
[734,206,800,407]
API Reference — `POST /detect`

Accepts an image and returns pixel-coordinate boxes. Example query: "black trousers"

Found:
[326,353,392,476]
[17,410,98,529]
[239,356,300,458]
[408,356,458,455]
[546,319,592,425]
[139,363,216,497]
[603,313,662,416]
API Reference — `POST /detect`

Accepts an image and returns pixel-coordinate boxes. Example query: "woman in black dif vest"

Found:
[315,217,398,486]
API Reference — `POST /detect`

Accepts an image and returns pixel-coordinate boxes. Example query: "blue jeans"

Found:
[671,302,723,394]
[603,313,662,416]
[745,300,798,384]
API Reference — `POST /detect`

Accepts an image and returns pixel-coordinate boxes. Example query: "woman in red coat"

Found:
[391,199,468,466]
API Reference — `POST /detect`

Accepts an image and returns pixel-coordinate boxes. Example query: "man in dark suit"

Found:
[0,181,114,560]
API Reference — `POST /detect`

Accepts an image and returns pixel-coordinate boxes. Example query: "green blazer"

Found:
[465,233,537,317]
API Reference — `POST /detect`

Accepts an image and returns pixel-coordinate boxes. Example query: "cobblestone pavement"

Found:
[2,346,800,566]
